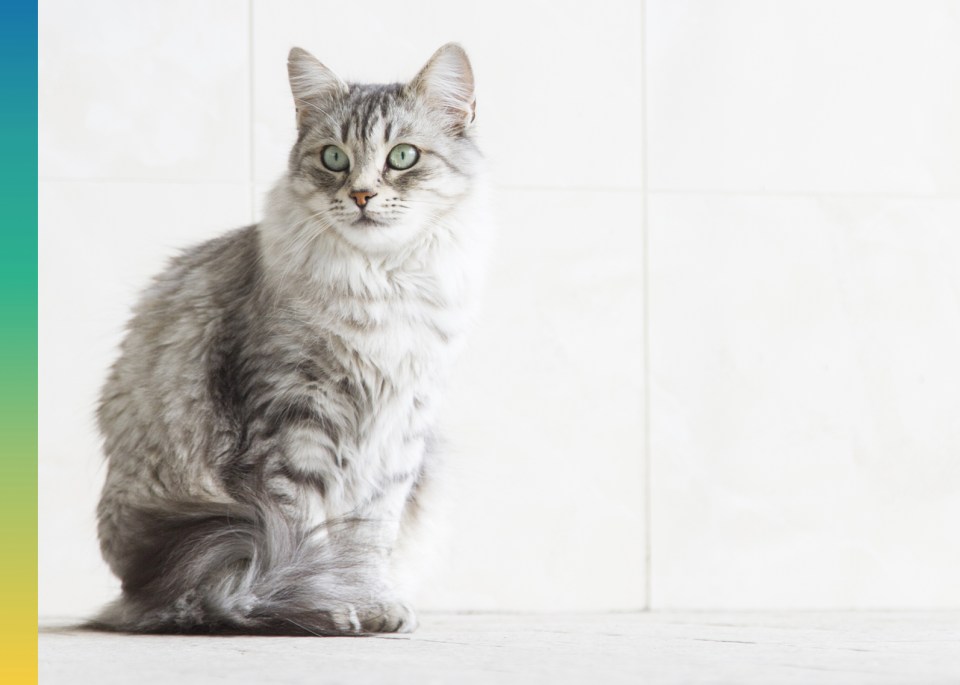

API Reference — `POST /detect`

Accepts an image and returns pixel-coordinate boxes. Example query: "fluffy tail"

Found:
[89,501,393,635]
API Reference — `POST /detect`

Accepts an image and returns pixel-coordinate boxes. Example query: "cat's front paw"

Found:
[360,600,418,633]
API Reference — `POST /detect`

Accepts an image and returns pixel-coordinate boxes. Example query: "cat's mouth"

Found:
[352,215,386,228]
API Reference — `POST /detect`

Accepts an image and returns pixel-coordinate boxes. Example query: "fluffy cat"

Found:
[93,43,487,635]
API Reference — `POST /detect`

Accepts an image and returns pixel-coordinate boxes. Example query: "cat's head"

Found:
[283,44,480,253]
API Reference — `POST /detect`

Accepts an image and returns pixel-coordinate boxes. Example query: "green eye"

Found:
[321,145,349,171]
[387,144,420,170]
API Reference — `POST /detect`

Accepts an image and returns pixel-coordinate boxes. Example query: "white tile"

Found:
[648,193,960,609]
[425,188,647,611]
[252,0,643,189]
[647,1,960,194]
[39,180,251,617]
[253,182,273,222]
[39,0,250,181]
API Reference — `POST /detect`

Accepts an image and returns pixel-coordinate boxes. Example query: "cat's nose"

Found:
[349,190,377,207]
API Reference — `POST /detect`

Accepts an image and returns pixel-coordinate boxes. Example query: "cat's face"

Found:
[284,45,479,253]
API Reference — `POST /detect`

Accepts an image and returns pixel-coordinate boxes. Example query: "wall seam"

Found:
[641,0,653,613]
[248,0,256,223]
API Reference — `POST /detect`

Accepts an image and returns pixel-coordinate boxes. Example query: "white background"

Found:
[39,0,960,618]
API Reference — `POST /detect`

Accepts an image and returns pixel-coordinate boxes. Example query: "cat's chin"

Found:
[332,218,424,254]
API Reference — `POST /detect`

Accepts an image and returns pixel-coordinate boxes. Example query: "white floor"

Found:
[40,612,960,684]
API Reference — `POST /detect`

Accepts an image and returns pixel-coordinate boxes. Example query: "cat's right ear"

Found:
[411,43,476,132]
[287,47,348,128]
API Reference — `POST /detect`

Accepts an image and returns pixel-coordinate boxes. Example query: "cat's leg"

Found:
[260,440,423,634]
[353,435,447,632]
[327,475,423,634]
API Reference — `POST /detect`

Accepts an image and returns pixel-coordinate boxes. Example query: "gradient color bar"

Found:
[1,0,38,682]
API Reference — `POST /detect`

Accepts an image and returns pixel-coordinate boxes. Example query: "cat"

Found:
[92,43,488,635]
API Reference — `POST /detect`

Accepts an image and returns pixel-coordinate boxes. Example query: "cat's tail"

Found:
[88,500,401,635]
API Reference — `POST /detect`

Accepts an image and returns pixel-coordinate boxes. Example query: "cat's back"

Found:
[97,225,262,479]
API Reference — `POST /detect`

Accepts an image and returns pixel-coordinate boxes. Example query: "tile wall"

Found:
[39,0,960,616]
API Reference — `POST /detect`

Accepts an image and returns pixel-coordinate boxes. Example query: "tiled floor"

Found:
[40,612,960,684]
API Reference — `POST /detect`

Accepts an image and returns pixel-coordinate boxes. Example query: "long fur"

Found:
[92,44,488,635]
[90,500,401,635]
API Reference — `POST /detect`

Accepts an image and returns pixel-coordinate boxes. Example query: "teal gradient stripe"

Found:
[0,0,38,683]
[0,2,38,495]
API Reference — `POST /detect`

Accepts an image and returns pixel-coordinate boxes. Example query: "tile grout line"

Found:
[34,176,960,203]
[493,185,645,193]
[248,0,256,223]
[646,188,960,200]
[38,177,252,185]
[641,0,653,613]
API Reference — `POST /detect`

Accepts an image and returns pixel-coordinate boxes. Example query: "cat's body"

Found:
[94,44,487,635]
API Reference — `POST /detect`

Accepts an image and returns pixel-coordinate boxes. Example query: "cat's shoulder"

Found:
[167,224,261,274]
[135,224,263,314]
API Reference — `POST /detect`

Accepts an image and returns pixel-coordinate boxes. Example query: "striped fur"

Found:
[93,44,488,635]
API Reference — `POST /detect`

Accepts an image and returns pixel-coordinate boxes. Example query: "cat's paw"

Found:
[359,600,418,633]
[324,604,365,635]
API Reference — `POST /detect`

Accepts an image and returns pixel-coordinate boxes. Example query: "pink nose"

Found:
[349,190,377,207]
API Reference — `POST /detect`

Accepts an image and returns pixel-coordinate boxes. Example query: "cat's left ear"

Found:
[411,43,476,131]
[287,47,348,128]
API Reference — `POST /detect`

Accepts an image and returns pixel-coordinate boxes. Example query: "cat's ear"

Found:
[287,47,348,127]
[411,43,476,131]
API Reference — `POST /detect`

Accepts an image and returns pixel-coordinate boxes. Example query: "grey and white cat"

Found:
[93,43,487,635]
